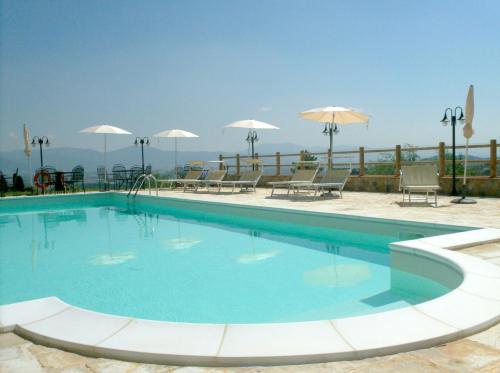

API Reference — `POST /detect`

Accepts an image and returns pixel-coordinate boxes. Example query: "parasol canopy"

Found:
[299,106,369,125]
[153,129,199,178]
[79,124,132,180]
[224,120,279,166]
[224,119,280,130]
[299,106,369,168]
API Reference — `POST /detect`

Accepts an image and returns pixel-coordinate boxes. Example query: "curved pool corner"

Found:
[1,228,500,366]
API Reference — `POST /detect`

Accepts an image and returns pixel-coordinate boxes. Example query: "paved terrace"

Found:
[1,190,500,372]
[146,188,500,229]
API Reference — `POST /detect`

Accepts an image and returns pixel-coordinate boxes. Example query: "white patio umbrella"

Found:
[224,120,279,163]
[79,125,132,180]
[300,106,369,168]
[152,129,199,178]
[23,123,33,187]
[454,85,476,204]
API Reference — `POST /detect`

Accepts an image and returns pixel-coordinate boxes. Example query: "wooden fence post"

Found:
[438,142,445,177]
[491,139,497,178]
[276,152,281,176]
[299,150,305,169]
[219,154,223,170]
[236,154,240,177]
[395,145,401,175]
[359,147,365,176]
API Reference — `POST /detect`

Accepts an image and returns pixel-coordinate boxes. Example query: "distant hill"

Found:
[0,146,225,179]
[0,142,346,179]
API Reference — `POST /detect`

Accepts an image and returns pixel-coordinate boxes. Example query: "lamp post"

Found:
[440,107,464,196]
[31,136,50,169]
[134,137,150,173]
[322,123,339,169]
[246,130,258,170]
[31,136,50,194]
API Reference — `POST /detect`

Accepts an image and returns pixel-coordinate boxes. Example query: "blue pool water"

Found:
[0,194,469,323]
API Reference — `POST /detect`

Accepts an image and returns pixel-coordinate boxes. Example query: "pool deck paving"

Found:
[1,190,500,372]
[145,189,500,229]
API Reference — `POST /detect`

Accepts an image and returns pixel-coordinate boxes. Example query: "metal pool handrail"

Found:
[127,173,158,198]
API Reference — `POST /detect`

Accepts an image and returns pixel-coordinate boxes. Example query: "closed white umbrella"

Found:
[300,106,369,169]
[23,123,33,187]
[153,129,199,178]
[454,85,476,204]
[79,125,132,181]
[463,85,475,180]
[224,120,279,165]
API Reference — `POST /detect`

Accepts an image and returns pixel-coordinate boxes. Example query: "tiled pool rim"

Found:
[1,193,500,366]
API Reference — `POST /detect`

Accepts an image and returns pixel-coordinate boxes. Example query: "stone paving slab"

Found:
[140,189,500,229]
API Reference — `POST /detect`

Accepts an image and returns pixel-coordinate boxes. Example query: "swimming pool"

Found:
[1,193,467,323]
[1,193,499,366]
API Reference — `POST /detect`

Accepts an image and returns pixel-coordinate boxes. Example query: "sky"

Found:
[1,0,499,155]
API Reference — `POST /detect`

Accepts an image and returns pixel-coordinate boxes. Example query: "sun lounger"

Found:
[158,169,204,191]
[194,170,227,193]
[399,165,440,207]
[219,170,263,193]
[291,169,351,199]
[268,163,319,197]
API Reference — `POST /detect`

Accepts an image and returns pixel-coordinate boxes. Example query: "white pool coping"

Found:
[1,223,500,366]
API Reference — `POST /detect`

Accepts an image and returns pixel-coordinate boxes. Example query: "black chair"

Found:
[97,166,109,191]
[0,171,9,196]
[128,165,143,188]
[65,165,85,193]
[112,164,127,190]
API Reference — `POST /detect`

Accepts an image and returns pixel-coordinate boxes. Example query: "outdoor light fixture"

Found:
[246,130,258,144]
[129,136,157,197]
[246,130,259,170]
[440,106,464,196]
[31,136,50,169]
[31,135,50,194]
[134,137,150,173]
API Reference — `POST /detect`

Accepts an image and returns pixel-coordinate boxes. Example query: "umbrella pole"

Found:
[104,134,108,184]
[452,137,476,204]
[463,138,469,187]
[251,135,255,171]
[28,155,33,189]
[174,137,178,179]
[329,123,333,170]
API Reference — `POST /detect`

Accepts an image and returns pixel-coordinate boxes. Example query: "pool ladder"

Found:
[127,173,158,198]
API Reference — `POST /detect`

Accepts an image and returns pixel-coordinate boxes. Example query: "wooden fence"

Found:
[219,139,498,178]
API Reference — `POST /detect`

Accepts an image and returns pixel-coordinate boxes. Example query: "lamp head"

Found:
[31,138,36,145]
[146,138,150,146]
[457,111,465,122]
[44,138,50,146]
[322,124,328,135]
[440,112,449,125]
